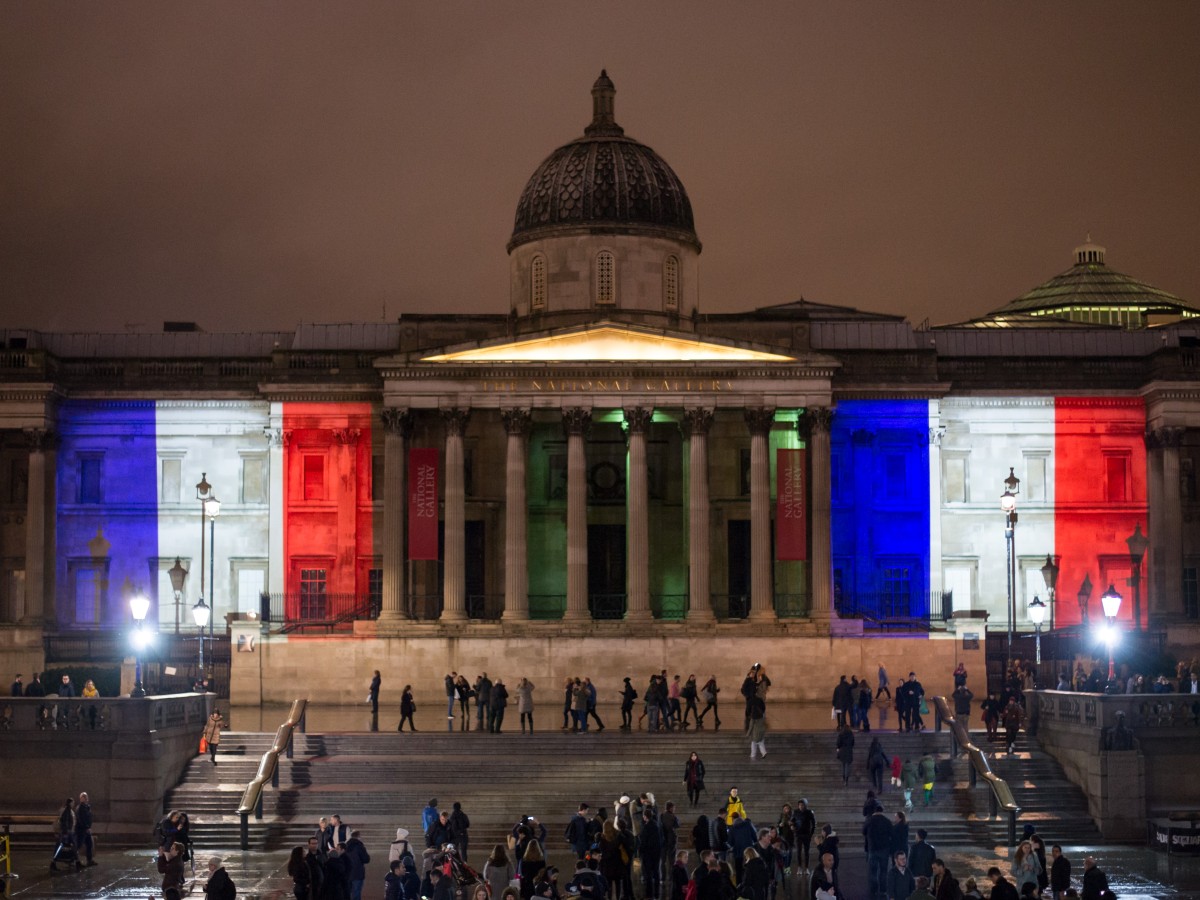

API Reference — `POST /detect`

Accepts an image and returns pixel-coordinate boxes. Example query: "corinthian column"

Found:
[563,408,592,621]
[379,408,412,622]
[745,408,776,621]
[807,407,835,622]
[1147,426,1185,620]
[684,408,715,621]
[441,409,470,622]
[624,407,653,620]
[502,408,532,621]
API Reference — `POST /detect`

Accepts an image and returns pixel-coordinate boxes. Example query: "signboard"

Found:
[408,448,440,560]
[1149,819,1200,855]
[776,448,807,560]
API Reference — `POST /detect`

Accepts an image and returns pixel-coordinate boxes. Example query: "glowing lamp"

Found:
[129,592,151,623]
[192,596,210,629]
[1100,585,1123,620]
[1028,595,1047,627]
[204,496,221,520]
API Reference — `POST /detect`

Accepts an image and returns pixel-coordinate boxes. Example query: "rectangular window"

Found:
[242,455,266,504]
[739,448,751,497]
[236,565,267,615]
[881,566,911,616]
[161,458,181,504]
[942,563,975,613]
[7,457,28,505]
[881,453,907,499]
[1182,457,1196,501]
[303,454,324,501]
[1025,455,1047,502]
[596,252,615,306]
[371,454,384,502]
[79,456,102,504]
[943,456,967,504]
[1183,567,1198,620]
[73,564,105,624]
[1104,453,1129,502]
[299,568,327,619]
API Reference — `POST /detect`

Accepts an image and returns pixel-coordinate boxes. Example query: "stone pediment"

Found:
[420,324,794,363]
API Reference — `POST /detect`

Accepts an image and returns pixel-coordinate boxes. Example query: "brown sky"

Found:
[2,2,1198,334]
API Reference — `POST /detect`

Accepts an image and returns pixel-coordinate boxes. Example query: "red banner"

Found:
[776,448,807,560]
[408,448,440,560]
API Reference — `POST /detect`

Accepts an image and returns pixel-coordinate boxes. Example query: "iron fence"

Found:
[466,594,504,620]
[590,594,627,620]
[655,594,688,620]
[774,593,811,618]
[836,590,950,628]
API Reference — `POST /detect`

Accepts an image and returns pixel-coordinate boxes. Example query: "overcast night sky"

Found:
[2,3,1199,334]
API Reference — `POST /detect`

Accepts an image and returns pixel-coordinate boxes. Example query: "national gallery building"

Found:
[1,74,1198,701]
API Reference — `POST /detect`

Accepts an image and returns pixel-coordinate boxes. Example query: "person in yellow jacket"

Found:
[723,787,746,825]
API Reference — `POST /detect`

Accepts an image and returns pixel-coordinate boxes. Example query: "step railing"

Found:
[236,699,307,849]
[932,695,1021,845]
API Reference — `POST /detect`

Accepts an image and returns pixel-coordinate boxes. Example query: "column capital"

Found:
[1145,426,1185,449]
[440,408,471,437]
[808,406,834,434]
[744,407,775,435]
[334,428,361,446]
[562,407,592,438]
[22,428,58,452]
[623,407,653,434]
[682,407,715,437]
[381,407,414,437]
[501,407,533,437]
[263,427,284,447]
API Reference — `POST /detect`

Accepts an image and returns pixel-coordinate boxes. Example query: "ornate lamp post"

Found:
[130,591,151,698]
[1077,573,1093,629]
[192,595,210,676]
[1126,523,1149,632]
[196,473,220,681]
[1040,554,1060,632]
[1000,467,1020,668]
[168,557,188,635]
[1028,595,1047,669]
[1100,584,1123,682]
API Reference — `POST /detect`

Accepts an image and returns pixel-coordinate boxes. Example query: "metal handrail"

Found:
[235,699,307,849]
[932,695,1021,845]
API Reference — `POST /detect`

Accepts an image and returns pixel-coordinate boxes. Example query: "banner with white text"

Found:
[408,448,440,560]
[776,448,807,560]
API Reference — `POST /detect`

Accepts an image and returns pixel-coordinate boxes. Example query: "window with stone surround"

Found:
[663,255,679,312]
[531,254,547,312]
[595,251,615,306]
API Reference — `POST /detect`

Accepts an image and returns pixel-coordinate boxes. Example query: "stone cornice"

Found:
[256,384,380,403]
[376,362,838,380]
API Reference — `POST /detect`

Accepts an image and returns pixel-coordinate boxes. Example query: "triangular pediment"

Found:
[421,325,794,363]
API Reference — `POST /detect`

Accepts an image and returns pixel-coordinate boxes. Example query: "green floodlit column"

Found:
[502,408,532,621]
[625,407,652,620]
[684,408,715,621]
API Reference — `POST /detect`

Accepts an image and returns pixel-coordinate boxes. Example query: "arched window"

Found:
[663,255,680,312]
[595,251,615,306]
[530,254,547,312]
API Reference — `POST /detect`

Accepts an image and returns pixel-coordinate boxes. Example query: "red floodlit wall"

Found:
[1054,397,1148,628]
[282,402,374,620]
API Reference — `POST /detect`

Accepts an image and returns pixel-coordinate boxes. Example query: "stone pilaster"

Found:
[379,408,413,622]
[745,408,776,621]
[440,409,470,622]
[563,408,592,621]
[684,408,715,621]
[624,407,653,620]
[806,407,835,622]
[1146,426,1185,620]
[502,408,532,621]
[21,428,56,625]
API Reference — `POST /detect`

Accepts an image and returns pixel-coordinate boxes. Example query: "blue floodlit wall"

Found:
[830,399,931,620]
[56,400,160,627]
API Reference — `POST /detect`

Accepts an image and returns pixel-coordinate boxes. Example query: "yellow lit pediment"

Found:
[422,326,794,363]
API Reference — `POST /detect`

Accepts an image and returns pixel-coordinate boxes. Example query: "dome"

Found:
[508,71,700,253]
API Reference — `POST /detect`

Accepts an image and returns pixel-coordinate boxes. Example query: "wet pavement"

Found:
[4,703,1198,899]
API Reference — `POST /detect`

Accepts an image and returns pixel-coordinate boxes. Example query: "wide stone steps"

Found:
[164,728,1097,856]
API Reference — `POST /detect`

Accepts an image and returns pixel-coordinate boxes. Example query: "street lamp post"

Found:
[192,596,210,676]
[1028,595,1047,670]
[1000,467,1020,670]
[1040,554,1060,633]
[1100,584,1123,682]
[1126,523,1149,632]
[168,557,188,635]
[204,495,221,676]
[130,592,151,698]
[196,474,220,681]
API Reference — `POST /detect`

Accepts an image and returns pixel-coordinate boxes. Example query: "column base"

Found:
[562,608,591,622]
[625,608,653,622]
[440,609,467,623]
[687,608,716,622]
[749,605,776,622]
[376,609,406,622]
[502,609,530,622]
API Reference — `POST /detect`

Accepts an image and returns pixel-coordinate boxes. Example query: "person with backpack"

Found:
[620,677,638,730]
[697,676,721,730]
[867,739,890,793]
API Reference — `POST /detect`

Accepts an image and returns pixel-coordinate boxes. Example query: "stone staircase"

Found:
[163,725,1099,859]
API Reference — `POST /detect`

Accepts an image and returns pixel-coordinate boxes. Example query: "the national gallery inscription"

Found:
[480,378,736,393]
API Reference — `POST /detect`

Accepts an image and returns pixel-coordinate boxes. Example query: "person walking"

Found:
[75,791,96,867]
[747,694,768,760]
[202,709,224,765]
[952,684,973,731]
[344,830,371,900]
[697,675,721,729]
[619,677,638,730]
[457,674,473,731]
[684,751,707,807]
[835,723,855,786]
[51,797,78,872]
[908,830,935,882]
[398,684,417,732]
[981,693,1002,742]
[1080,856,1110,900]
[1050,845,1072,900]
[681,675,699,728]
[866,738,889,793]
[1002,697,1026,755]
[862,805,893,900]
[449,801,472,861]
[517,677,536,734]
[485,844,516,900]
[475,672,493,733]
[918,753,937,806]
[832,676,853,729]
[585,677,606,731]
[900,759,919,812]
[445,672,458,727]
[876,665,891,700]
[490,678,509,733]
[368,669,382,716]
[203,855,237,900]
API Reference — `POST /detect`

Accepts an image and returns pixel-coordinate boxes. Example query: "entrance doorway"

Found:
[465,520,488,617]
[588,524,626,618]
[727,520,751,619]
